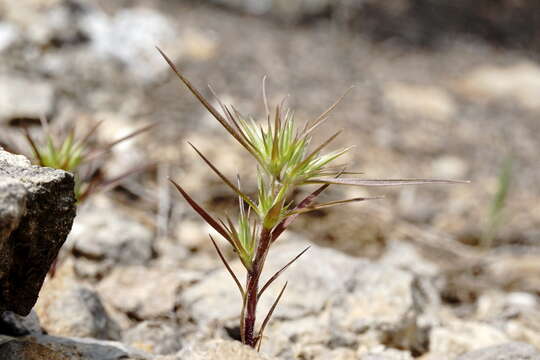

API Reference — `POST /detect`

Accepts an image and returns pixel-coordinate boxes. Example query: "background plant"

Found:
[24,117,154,203]
[159,48,467,350]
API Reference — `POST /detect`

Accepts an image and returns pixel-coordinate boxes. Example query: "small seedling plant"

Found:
[158,48,466,349]
[24,118,154,202]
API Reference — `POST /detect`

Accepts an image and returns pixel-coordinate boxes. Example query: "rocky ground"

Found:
[0,0,539,359]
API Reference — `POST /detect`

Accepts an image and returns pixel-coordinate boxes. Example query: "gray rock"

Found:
[123,321,183,355]
[181,238,435,357]
[0,77,55,123]
[0,23,20,53]
[0,334,150,360]
[456,342,540,360]
[0,310,41,336]
[0,339,68,360]
[70,205,153,278]
[34,272,121,340]
[0,148,76,315]
[98,266,200,320]
[80,7,179,83]
[203,0,330,21]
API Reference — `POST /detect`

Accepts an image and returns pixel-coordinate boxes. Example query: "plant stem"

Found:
[242,227,272,347]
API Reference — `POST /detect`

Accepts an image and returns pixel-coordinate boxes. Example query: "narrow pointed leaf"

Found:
[289,196,383,215]
[292,130,342,175]
[188,142,258,211]
[271,183,330,242]
[303,86,354,134]
[256,282,288,351]
[209,235,244,296]
[157,47,253,153]
[169,178,233,244]
[307,178,470,186]
[258,247,309,299]
[23,127,43,165]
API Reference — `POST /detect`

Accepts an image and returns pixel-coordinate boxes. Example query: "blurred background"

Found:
[0,0,539,358]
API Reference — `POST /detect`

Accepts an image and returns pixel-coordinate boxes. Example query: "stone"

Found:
[431,156,468,179]
[0,339,68,360]
[0,77,55,123]
[181,238,435,357]
[97,266,200,320]
[174,339,278,360]
[203,0,330,21]
[457,62,540,110]
[456,342,540,360]
[80,7,180,83]
[70,204,153,279]
[123,321,183,355]
[383,82,457,121]
[34,265,120,340]
[0,147,76,315]
[0,23,20,52]
[0,310,41,336]
[430,320,510,358]
[0,334,150,360]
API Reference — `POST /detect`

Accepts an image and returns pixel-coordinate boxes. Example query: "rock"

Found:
[0,339,68,360]
[80,7,180,83]
[0,334,150,360]
[0,310,41,336]
[430,320,510,358]
[0,23,20,52]
[123,321,183,355]
[203,0,330,22]
[457,62,540,111]
[97,266,200,320]
[173,339,277,360]
[0,77,55,123]
[431,155,468,179]
[0,147,76,315]
[383,82,457,121]
[34,264,120,340]
[70,204,153,279]
[181,238,435,357]
[456,342,540,360]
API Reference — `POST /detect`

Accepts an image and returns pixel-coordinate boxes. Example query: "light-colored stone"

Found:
[80,7,180,83]
[175,339,277,360]
[123,321,183,355]
[34,264,120,340]
[431,155,468,179]
[383,82,457,121]
[182,238,435,357]
[457,62,540,110]
[98,266,200,320]
[70,204,153,278]
[0,77,55,123]
[456,342,540,360]
[430,320,509,358]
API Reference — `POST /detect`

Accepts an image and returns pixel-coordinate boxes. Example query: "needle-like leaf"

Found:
[258,246,309,299]
[188,142,258,211]
[209,235,244,296]
[256,282,288,351]
[288,196,383,215]
[169,178,233,245]
[306,178,471,186]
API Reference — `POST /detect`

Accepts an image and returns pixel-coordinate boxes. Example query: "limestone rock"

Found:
[98,266,200,320]
[70,205,153,279]
[456,342,540,360]
[123,321,183,355]
[34,265,120,340]
[0,147,76,315]
[0,77,55,123]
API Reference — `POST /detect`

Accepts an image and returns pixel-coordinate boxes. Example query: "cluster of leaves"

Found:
[158,47,467,349]
[24,118,154,202]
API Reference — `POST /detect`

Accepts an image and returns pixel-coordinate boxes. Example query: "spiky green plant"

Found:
[24,118,154,202]
[481,155,512,248]
[158,48,467,349]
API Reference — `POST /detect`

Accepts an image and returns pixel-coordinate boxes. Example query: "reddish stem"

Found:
[242,227,272,347]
